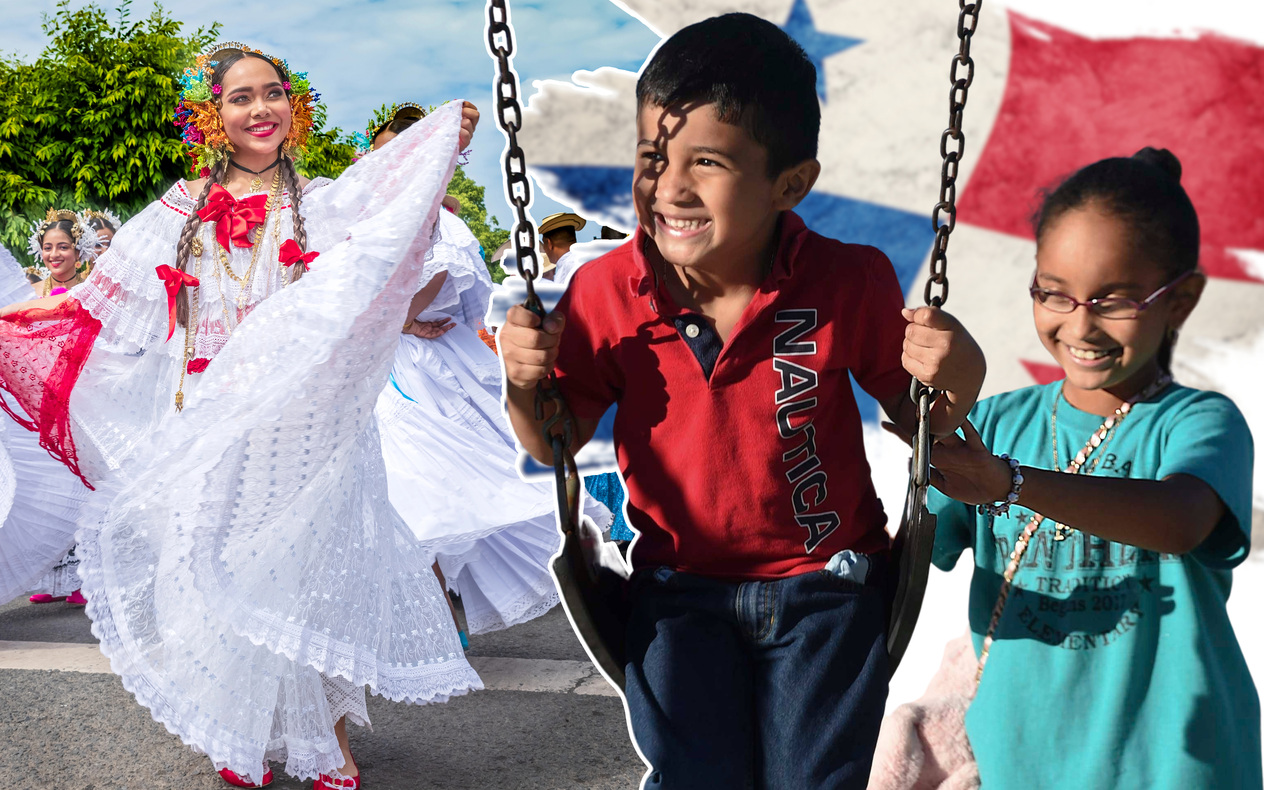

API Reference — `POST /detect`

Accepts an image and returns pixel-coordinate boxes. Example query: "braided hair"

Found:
[174,157,228,327]
[279,155,308,284]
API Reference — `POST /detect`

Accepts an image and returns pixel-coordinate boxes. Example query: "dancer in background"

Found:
[0,241,90,608]
[0,46,482,789]
[82,208,122,259]
[365,104,610,642]
[17,211,98,605]
[24,208,96,297]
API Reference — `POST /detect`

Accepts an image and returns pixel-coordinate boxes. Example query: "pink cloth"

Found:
[868,633,980,790]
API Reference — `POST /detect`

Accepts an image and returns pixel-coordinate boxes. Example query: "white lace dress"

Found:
[0,245,91,602]
[375,210,610,634]
[39,103,481,782]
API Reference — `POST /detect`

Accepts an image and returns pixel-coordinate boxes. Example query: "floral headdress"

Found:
[80,208,123,234]
[351,101,470,165]
[351,102,429,160]
[26,209,99,277]
[173,41,321,177]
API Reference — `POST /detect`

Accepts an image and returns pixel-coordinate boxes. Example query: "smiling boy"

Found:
[499,14,986,788]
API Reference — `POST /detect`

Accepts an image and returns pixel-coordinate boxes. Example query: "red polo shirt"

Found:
[553,211,910,579]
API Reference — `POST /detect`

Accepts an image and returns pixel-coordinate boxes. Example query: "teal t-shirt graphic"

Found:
[932,382,1260,789]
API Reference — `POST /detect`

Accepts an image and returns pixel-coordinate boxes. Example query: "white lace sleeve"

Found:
[415,210,493,329]
[0,244,33,307]
[71,184,190,350]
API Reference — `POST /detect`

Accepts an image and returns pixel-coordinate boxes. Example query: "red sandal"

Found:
[313,750,360,790]
[218,767,274,787]
[66,589,87,606]
[29,594,67,603]
[313,771,360,789]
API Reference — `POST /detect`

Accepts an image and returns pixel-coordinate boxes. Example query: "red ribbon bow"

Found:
[196,185,269,251]
[278,239,319,271]
[155,264,200,342]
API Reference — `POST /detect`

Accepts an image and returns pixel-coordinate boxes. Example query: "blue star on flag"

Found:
[781,0,863,102]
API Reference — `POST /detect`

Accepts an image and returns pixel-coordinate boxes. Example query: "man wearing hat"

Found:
[539,212,586,282]
[551,225,629,288]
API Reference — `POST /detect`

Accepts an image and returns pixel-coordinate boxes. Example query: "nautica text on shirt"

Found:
[773,309,840,553]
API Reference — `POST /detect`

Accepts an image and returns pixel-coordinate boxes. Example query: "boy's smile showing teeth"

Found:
[656,214,712,238]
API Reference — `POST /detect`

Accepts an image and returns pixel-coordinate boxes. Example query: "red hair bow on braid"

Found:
[155,265,200,342]
[278,239,318,271]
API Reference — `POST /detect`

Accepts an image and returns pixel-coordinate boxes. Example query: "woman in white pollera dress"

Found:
[367,105,610,641]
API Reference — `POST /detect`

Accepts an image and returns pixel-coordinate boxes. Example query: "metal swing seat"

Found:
[484,0,983,690]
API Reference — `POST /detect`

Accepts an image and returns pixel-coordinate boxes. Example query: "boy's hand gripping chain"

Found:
[887,0,982,672]
[487,0,629,689]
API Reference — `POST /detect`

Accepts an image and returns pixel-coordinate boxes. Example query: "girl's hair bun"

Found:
[1132,147,1182,183]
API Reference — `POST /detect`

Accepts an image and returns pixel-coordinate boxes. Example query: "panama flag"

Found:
[500,0,1264,718]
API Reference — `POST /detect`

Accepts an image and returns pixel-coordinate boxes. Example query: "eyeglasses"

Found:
[1029,270,1196,320]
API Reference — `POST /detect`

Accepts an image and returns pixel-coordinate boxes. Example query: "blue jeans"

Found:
[624,566,889,789]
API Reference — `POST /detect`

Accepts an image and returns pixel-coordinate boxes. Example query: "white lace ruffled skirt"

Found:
[377,320,611,634]
[0,411,90,602]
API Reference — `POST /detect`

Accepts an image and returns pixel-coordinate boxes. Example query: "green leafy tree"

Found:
[447,165,511,282]
[0,1,217,267]
[293,103,356,181]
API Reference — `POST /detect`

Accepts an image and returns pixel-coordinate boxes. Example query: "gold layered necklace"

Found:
[215,167,283,315]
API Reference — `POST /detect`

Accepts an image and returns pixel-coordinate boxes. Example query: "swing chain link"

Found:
[926,0,981,309]
[911,0,981,486]
[487,0,579,520]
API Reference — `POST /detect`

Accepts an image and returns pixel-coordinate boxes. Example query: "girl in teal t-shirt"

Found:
[921,148,1260,788]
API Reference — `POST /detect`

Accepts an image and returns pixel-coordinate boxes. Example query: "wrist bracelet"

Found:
[977,454,1023,517]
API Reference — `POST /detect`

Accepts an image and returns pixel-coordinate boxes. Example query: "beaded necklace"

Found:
[975,373,1173,685]
[1049,389,1124,541]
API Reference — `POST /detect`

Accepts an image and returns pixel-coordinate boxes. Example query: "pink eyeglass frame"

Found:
[1029,269,1197,318]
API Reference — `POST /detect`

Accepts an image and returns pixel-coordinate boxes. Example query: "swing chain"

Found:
[926,0,981,309]
[487,0,579,514]
[911,0,981,484]
[487,0,542,287]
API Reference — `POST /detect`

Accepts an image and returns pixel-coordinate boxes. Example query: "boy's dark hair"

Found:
[636,13,819,176]
[1034,147,1200,372]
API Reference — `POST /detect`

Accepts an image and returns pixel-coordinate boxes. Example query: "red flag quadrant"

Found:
[959,13,1264,283]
